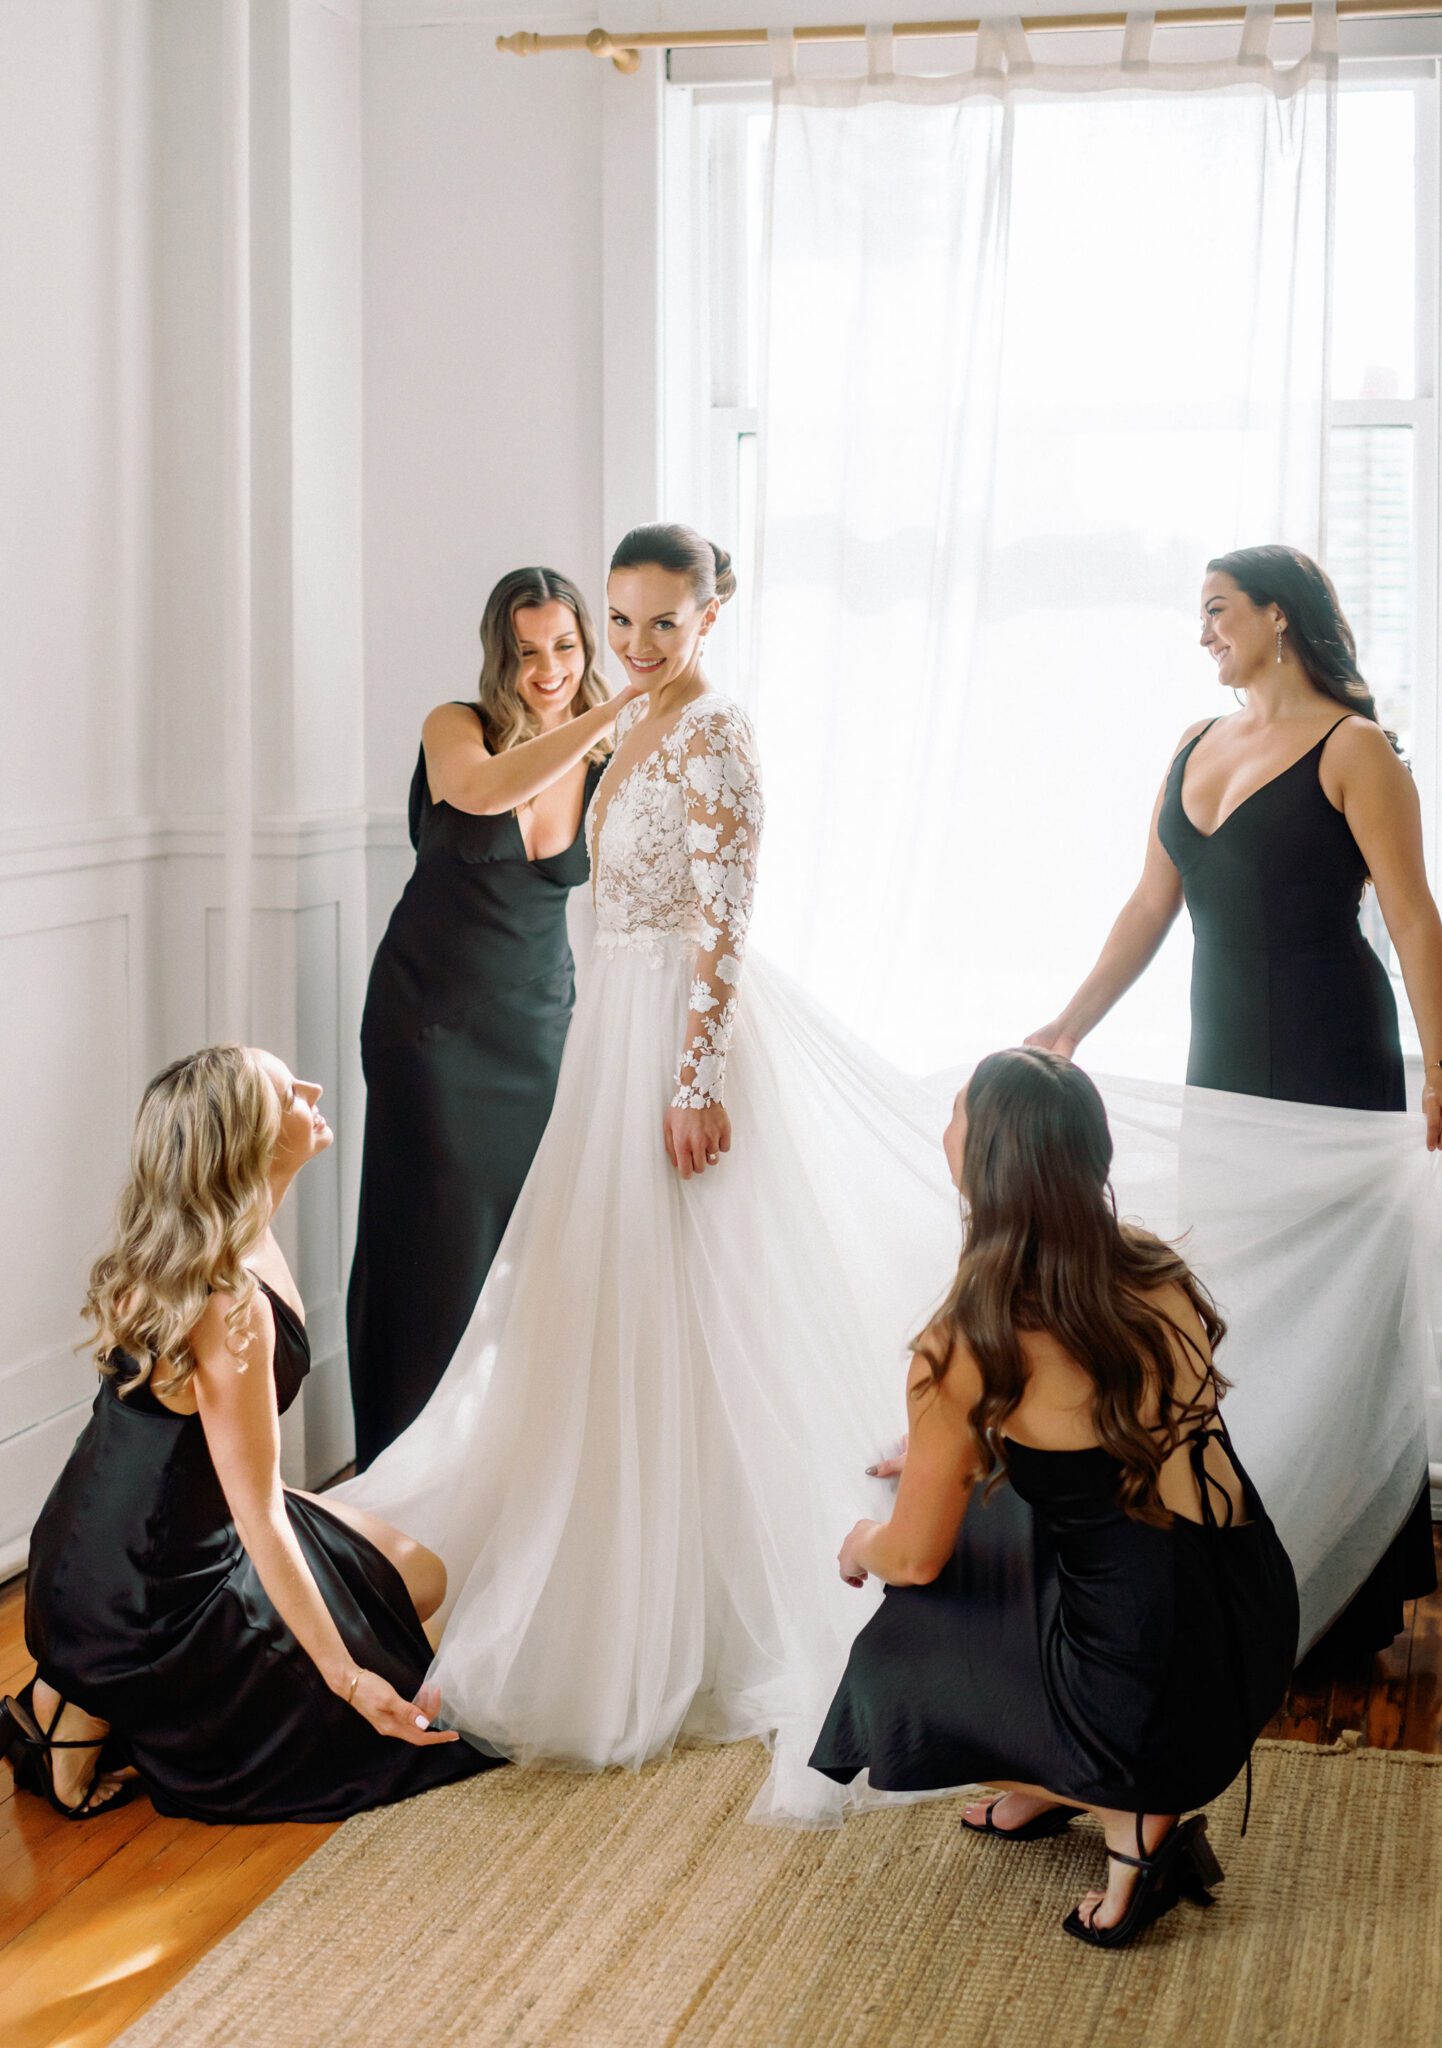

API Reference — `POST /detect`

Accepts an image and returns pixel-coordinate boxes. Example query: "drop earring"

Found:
[1276,624,1284,664]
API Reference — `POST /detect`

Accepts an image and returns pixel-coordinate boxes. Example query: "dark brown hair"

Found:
[609,523,737,606]
[918,1048,1227,1526]
[477,567,610,761]
[1208,543,1401,752]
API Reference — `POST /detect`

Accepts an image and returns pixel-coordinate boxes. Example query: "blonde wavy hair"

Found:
[477,567,611,763]
[84,1045,282,1400]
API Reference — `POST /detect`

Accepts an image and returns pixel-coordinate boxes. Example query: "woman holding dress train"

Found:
[1027,544,1440,1651]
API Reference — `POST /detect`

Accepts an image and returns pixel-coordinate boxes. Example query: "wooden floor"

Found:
[2,1533,1440,2048]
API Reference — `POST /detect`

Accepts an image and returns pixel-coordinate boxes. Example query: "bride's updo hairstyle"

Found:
[84,1046,282,1400]
[478,566,611,763]
[1208,543,1401,753]
[609,523,737,607]
[917,1047,1227,1527]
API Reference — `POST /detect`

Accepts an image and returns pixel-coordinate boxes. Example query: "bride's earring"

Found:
[1276,624,1284,664]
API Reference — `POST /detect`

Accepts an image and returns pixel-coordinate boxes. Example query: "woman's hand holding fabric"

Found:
[348,1673,459,1746]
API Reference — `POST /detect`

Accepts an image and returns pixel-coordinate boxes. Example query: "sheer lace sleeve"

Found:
[671,704,764,1110]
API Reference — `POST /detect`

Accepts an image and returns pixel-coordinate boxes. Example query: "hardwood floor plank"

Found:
[0,1574,337,2048]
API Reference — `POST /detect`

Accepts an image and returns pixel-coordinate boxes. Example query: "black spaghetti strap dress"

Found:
[24,1282,494,1824]
[812,1419,1298,1815]
[347,712,601,1469]
[1158,715,1435,1651]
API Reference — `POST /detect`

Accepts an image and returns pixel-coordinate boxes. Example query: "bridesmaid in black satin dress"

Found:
[9,1046,492,1823]
[1029,545,1442,1652]
[347,570,641,1468]
[812,1052,1298,1949]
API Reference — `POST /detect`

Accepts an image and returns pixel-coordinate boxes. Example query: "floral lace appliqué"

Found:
[587,698,763,1109]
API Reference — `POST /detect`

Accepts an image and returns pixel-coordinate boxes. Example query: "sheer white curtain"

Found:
[749,6,1337,1078]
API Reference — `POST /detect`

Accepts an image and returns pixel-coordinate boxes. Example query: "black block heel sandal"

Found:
[961,1795,1077,1843]
[0,1688,139,1821]
[1062,1815,1223,1949]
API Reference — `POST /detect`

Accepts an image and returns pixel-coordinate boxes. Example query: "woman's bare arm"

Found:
[847,1350,984,1587]
[1026,728,1200,1054]
[422,690,638,817]
[192,1293,456,1744]
[1333,719,1442,1146]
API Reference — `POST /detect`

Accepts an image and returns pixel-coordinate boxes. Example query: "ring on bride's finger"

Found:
[706,1152,719,1163]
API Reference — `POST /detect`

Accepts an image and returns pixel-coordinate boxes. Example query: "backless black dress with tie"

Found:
[812,1417,1298,1816]
[25,1281,494,1824]
[1157,714,1435,1650]
[347,712,601,1469]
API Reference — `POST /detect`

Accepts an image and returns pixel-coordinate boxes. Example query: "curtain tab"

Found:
[1001,13,1034,77]
[1121,10,1156,70]
[974,18,1005,79]
[1311,0,1339,58]
[977,13,1030,81]
[768,27,796,85]
[865,23,895,83]
[1239,5,1276,66]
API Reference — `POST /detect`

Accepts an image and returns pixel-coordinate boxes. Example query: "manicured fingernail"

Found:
[415,1715,429,1728]
[864,1466,878,1476]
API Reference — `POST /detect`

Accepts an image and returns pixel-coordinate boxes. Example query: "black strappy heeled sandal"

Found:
[1062,1815,1223,1949]
[0,1685,139,1821]
[961,1794,1077,1843]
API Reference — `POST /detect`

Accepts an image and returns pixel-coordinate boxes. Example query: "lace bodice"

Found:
[587,696,763,1109]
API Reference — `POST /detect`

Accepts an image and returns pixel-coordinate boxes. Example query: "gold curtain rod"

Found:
[497,4,1440,73]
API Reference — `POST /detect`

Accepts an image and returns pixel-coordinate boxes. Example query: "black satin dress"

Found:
[1158,714,1435,1651]
[24,1282,494,1824]
[812,1422,1298,1815]
[347,713,601,1469]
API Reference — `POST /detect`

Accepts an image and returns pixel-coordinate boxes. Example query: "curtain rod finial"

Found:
[496,32,540,56]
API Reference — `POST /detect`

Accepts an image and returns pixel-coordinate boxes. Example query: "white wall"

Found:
[362,3,605,837]
[0,0,370,1575]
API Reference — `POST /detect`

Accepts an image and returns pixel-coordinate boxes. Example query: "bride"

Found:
[341,521,1440,1826]
[338,523,961,1823]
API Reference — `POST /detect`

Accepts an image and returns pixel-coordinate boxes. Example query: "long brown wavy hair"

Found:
[83,1045,281,1399]
[477,567,611,762]
[918,1048,1228,1526]
[1208,543,1402,754]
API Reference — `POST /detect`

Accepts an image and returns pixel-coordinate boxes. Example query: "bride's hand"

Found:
[664,1104,732,1179]
[1425,1083,1441,1152]
[347,1672,460,1747]
[1023,1019,1079,1058]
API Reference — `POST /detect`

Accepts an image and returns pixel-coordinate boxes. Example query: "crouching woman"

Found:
[811,1048,1299,1947]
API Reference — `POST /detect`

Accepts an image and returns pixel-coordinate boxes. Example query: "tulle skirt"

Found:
[337,931,1441,1825]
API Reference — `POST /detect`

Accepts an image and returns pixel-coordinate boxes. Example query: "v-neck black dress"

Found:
[1158,715,1434,1652]
[25,1282,494,1823]
[1158,715,1404,1110]
[347,712,602,1468]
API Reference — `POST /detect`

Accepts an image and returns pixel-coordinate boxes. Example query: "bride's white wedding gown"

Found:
[339,693,1441,1826]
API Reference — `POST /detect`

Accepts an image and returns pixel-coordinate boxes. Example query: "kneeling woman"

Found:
[811,1048,1299,1947]
[4,1045,493,1822]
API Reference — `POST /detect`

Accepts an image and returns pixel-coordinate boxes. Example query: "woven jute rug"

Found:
[117,1737,1442,2048]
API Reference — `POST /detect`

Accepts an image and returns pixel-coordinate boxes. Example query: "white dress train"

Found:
[338,694,1441,1826]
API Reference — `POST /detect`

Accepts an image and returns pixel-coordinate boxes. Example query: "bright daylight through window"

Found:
[667,60,1440,1059]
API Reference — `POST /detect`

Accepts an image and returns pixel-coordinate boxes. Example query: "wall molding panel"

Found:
[0,810,391,1578]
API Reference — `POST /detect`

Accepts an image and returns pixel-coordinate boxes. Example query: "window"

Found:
[664,50,1441,1048]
